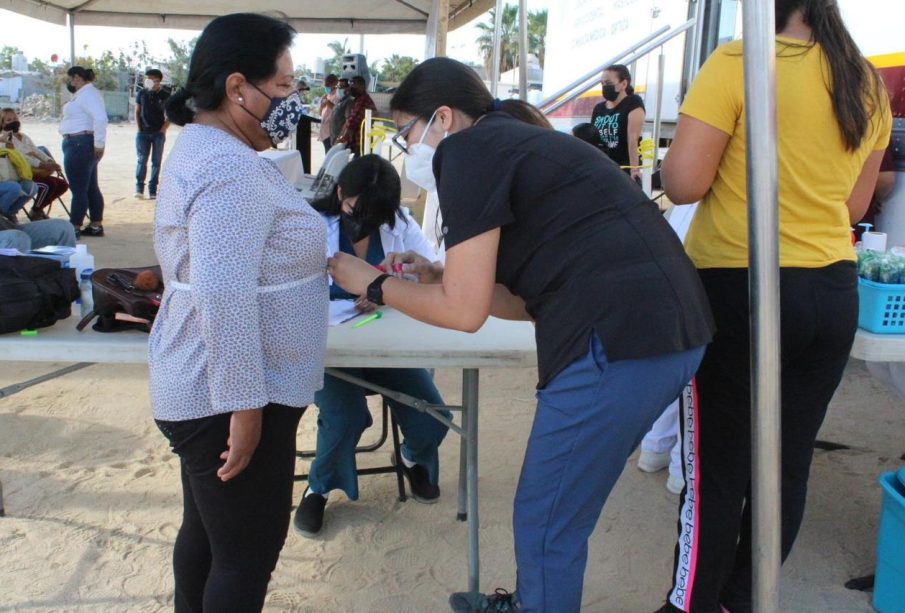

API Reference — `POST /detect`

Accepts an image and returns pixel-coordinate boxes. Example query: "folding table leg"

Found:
[463,368,480,594]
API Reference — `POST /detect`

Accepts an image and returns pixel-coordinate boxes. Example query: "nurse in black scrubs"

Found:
[328,57,714,613]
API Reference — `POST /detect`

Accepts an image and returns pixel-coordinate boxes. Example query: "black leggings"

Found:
[156,404,305,613]
[666,263,858,613]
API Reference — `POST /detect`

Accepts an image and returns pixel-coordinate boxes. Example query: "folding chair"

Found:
[32,146,70,219]
[295,397,408,502]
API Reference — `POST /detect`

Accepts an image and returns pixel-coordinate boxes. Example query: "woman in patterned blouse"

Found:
[148,13,328,611]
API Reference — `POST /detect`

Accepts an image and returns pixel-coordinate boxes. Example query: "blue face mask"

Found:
[325,86,334,94]
[245,82,304,147]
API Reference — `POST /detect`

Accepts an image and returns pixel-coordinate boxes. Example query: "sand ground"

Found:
[1,121,903,612]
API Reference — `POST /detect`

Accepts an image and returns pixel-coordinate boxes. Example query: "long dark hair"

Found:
[67,66,95,82]
[165,13,295,126]
[776,0,886,151]
[313,154,403,230]
[604,64,635,95]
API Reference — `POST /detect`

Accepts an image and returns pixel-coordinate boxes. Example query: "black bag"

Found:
[0,255,79,334]
[76,266,164,333]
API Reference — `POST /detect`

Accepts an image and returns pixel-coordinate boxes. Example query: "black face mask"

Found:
[341,212,377,244]
[4,121,20,133]
[602,84,619,102]
[66,83,77,94]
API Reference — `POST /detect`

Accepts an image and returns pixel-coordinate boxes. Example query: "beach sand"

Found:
[1,122,902,612]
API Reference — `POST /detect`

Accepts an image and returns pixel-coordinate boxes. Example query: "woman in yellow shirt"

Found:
[656,1,891,611]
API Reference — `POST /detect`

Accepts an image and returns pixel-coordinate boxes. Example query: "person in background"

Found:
[655,0,892,610]
[591,64,645,181]
[0,209,77,251]
[0,148,37,221]
[318,73,339,152]
[293,154,449,538]
[135,68,170,200]
[331,78,352,149]
[1,108,69,220]
[336,75,376,156]
[151,13,326,611]
[329,56,714,613]
[60,66,107,237]
[499,99,553,129]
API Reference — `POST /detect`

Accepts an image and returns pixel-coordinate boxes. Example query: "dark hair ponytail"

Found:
[776,0,887,151]
[165,12,295,126]
[311,154,403,229]
[391,57,493,121]
[604,64,634,95]
[67,66,95,82]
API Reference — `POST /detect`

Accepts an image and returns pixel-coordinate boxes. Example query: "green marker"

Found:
[352,311,383,329]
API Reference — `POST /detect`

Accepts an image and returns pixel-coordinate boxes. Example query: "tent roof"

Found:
[4,0,492,34]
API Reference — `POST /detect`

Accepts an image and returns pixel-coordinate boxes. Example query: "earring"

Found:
[237,96,244,104]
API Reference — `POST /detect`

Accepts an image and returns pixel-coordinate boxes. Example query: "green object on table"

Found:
[352,311,383,329]
[20,329,37,336]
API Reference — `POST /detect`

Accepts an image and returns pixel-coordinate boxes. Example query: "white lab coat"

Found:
[324,207,439,264]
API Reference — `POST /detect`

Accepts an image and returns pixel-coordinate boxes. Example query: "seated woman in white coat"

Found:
[294,154,449,537]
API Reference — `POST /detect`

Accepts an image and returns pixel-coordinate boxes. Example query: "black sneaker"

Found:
[293,489,326,538]
[449,589,519,612]
[80,224,104,237]
[392,453,440,503]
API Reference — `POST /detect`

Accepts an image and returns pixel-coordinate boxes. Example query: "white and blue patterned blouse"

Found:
[149,124,328,421]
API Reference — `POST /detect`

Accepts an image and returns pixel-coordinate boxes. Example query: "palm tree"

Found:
[324,39,351,78]
[476,5,519,76]
[529,9,548,68]
[379,54,419,85]
[476,6,548,75]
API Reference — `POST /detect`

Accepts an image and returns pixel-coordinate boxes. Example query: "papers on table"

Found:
[329,300,360,326]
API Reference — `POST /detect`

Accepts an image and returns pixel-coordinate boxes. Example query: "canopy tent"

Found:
[2,0,492,34]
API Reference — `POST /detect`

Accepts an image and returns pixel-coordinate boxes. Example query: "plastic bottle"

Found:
[68,244,95,280]
[79,268,94,317]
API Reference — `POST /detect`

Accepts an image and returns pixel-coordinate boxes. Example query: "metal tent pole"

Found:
[490,0,505,97]
[743,1,782,611]
[69,12,76,65]
[518,0,528,99]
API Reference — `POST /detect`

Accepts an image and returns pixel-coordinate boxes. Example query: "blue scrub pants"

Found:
[308,368,450,500]
[514,333,705,612]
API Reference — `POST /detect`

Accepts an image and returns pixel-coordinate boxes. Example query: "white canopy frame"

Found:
[2,0,493,62]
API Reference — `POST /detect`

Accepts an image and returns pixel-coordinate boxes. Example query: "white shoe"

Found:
[637,449,670,473]
[666,474,685,495]
[134,192,144,199]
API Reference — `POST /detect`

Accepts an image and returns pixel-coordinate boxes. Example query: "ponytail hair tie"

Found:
[488,98,502,113]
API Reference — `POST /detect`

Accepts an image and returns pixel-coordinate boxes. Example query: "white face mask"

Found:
[144,78,156,90]
[405,110,447,192]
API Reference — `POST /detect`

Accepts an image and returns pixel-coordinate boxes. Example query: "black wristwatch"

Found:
[366,274,391,306]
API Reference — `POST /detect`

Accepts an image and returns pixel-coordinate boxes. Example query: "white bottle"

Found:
[80,269,94,317]
[68,244,95,280]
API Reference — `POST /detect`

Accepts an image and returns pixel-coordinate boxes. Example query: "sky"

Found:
[0,1,552,74]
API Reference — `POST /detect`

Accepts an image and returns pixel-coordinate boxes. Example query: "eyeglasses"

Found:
[391,116,420,155]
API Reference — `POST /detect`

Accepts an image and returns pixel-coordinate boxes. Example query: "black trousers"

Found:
[666,263,858,613]
[156,404,305,613]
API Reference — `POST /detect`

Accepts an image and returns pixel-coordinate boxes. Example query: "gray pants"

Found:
[0,219,77,252]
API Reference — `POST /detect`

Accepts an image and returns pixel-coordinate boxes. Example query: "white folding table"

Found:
[0,309,537,594]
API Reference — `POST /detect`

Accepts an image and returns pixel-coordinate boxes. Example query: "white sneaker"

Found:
[667,474,685,495]
[637,449,670,473]
[134,192,144,199]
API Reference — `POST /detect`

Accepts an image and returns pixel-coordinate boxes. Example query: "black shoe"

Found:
[80,224,104,237]
[72,225,81,239]
[293,489,326,538]
[449,589,519,612]
[392,454,440,504]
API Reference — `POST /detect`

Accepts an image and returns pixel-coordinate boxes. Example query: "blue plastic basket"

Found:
[875,471,905,613]
[858,278,905,334]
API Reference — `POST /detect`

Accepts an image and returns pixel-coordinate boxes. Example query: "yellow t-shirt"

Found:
[682,37,892,269]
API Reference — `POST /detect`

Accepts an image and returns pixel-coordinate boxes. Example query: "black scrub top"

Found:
[433,112,714,388]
